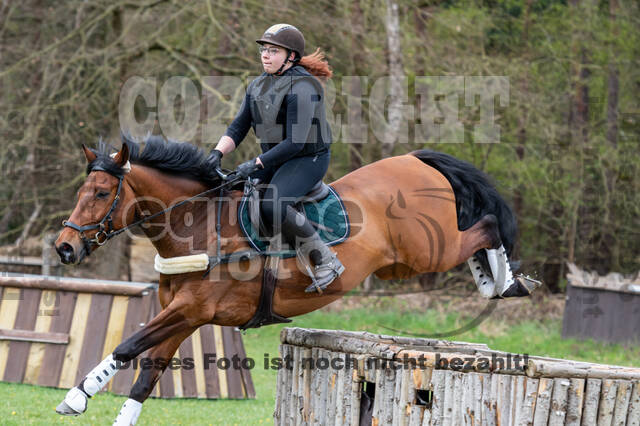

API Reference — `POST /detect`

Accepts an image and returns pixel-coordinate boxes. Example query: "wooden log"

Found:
[548,377,570,426]
[412,367,433,391]
[471,373,486,426]
[302,347,312,424]
[517,377,539,426]
[482,372,498,426]
[512,375,526,425]
[289,345,300,425]
[497,374,512,426]
[597,379,618,426]
[408,404,425,426]
[280,327,489,354]
[581,378,601,426]
[281,344,291,425]
[396,367,412,426]
[421,407,431,426]
[349,370,362,426]
[451,372,463,426]
[342,357,355,425]
[461,373,473,426]
[326,350,337,426]
[281,327,400,360]
[274,347,285,425]
[626,381,640,426]
[612,380,632,426]
[527,358,640,380]
[430,369,446,426]
[382,367,396,425]
[565,378,585,426]
[532,377,553,426]
[0,273,155,297]
[315,348,330,426]
[442,370,454,426]
[333,352,345,426]
[0,328,68,344]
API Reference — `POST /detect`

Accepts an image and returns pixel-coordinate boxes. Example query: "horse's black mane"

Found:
[86,133,219,185]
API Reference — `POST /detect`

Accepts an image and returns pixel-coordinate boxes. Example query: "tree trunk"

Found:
[349,0,366,171]
[382,0,403,158]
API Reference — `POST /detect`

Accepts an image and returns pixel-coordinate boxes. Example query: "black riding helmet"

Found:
[256,24,305,75]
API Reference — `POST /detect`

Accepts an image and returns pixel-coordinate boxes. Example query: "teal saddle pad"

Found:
[238,185,350,258]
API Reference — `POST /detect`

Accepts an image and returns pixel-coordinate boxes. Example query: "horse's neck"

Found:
[127,166,214,258]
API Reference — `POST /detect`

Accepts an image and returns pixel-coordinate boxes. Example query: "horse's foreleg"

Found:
[55,352,120,415]
[112,327,196,426]
[111,296,211,363]
[56,296,210,417]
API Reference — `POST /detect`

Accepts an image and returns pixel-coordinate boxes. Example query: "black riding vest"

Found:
[248,65,332,159]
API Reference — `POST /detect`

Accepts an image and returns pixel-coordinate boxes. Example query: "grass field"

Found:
[1,298,638,425]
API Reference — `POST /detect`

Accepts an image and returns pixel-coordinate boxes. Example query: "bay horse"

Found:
[54,136,534,424]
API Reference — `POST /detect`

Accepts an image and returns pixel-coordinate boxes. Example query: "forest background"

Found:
[0,0,638,293]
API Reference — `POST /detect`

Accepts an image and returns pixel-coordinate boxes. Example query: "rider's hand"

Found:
[236,158,261,178]
[205,149,223,170]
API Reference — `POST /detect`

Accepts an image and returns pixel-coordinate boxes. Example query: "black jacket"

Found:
[224,65,332,169]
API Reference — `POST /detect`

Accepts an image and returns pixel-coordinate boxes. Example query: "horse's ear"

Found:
[82,144,97,163]
[112,143,130,167]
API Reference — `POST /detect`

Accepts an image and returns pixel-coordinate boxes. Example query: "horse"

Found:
[54,135,535,424]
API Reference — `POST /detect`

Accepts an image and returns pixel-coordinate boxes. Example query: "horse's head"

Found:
[55,143,136,265]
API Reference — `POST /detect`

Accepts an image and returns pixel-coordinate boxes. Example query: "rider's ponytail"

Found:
[298,48,332,84]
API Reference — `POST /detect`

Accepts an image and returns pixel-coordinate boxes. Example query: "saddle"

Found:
[240,179,349,256]
[248,179,329,240]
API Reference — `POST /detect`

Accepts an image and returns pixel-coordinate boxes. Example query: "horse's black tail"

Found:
[409,149,517,257]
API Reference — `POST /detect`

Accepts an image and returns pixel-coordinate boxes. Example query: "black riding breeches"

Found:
[250,151,330,231]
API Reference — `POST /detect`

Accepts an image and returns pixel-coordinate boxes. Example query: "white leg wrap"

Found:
[83,353,119,396]
[468,245,515,298]
[468,255,497,298]
[113,399,142,426]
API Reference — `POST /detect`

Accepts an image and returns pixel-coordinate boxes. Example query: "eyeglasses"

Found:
[258,46,281,56]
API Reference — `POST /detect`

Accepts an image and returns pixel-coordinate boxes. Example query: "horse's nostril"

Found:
[56,242,75,264]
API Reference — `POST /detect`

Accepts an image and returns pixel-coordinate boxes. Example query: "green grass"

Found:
[1,303,638,425]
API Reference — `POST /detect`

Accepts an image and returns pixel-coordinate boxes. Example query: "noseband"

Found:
[62,167,124,256]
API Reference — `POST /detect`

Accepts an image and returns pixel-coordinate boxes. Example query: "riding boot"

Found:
[280,206,345,293]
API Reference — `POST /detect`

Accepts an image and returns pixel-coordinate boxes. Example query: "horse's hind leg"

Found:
[457,214,502,262]
[112,327,196,425]
[460,214,541,298]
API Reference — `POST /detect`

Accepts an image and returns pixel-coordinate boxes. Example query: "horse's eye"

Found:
[96,191,110,199]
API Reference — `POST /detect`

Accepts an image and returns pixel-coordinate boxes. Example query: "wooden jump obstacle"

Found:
[0,273,254,399]
[563,263,640,345]
[276,327,640,425]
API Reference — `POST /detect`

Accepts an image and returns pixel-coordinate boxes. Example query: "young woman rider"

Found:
[205,24,343,292]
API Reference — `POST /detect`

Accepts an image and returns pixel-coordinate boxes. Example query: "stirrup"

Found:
[304,256,345,294]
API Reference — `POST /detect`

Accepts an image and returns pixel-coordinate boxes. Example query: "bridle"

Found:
[61,168,125,255]
[62,165,241,258]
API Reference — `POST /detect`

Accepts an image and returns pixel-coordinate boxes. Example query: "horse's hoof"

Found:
[56,387,87,416]
[501,275,542,297]
[55,401,81,416]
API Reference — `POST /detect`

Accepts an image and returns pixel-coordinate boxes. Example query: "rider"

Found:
[205,24,344,292]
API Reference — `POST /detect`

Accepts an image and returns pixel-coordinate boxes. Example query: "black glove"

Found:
[236,158,261,178]
[205,149,223,170]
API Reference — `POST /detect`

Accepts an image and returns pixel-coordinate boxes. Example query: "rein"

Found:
[63,166,295,276]
[62,167,242,257]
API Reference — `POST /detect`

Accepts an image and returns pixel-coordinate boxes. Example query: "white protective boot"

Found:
[56,353,119,415]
